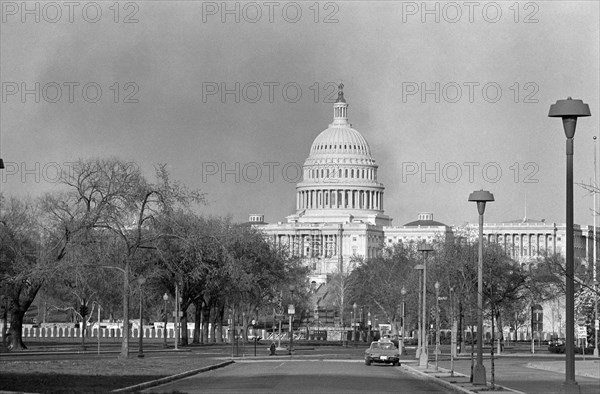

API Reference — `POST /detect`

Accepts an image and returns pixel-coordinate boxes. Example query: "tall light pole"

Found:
[593,136,599,358]
[415,262,424,359]
[450,286,455,377]
[174,282,179,351]
[549,97,591,392]
[288,285,295,355]
[400,286,407,356]
[0,161,5,353]
[360,306,364,342]
[469,189,495,385]
[163,293,169,348]
[137,277,146,358]
[418,242,433,368]
[434,281,440,371]
[353,302,357,347]
[367,311,371,342]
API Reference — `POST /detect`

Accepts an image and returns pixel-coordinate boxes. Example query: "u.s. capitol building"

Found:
[248,84,598,340]
[249,85,453,284]
[249,85,598,283]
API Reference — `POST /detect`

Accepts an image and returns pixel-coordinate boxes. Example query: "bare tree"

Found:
[41,158,203,358]
[0,196,62,350]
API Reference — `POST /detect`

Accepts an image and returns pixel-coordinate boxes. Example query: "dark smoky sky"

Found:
[1,1,599,227]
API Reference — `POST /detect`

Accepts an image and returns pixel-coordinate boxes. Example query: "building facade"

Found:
[256,85,391,284]
[251,84,598,341]
[462,218,598,266]
[254,85,452,284]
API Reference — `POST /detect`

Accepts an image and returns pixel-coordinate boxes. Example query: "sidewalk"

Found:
[402,362,524,394]
[402,357,600,394]
[527,360,600,379]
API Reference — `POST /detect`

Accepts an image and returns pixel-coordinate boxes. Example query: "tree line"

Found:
[344,232,597,349]
[2,157,598,355]
[0,158,308,356]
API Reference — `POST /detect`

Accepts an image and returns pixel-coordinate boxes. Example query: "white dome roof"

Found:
[309,126,372,158]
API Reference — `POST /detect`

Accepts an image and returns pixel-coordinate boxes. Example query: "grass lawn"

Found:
[0,356,226,393]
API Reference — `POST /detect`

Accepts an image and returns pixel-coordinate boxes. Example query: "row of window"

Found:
[308,167,377,181]
[489,235,558,242]
[313,143,368,154]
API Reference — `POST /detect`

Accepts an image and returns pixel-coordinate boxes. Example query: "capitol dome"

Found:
[306,86,373,162]
[289,84,392,227]
[309,125,372,159]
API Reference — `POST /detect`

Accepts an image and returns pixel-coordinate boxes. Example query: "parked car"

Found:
[364,339,400,366]
[548,338,565,353]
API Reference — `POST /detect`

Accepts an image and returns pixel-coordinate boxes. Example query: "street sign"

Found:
[595,319,599,330]
[288,304,295,315]
[577,326,587,339]
[438,296,448,301]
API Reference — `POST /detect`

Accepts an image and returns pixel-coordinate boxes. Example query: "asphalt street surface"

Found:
[143,359,442,393]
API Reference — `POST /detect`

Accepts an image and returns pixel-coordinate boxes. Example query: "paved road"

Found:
[144,360,443,393]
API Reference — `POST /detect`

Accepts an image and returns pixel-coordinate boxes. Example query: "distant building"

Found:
[255,84,391,284]
[384,212,454,246]
[463,217,598,265]
[249,84,599,341]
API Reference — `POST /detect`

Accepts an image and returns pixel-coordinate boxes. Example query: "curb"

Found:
[401,364,477,394]
[402,364,527,394]
[111,360,234,393]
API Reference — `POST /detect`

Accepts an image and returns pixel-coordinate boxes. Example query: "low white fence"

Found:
[20,325,185,339]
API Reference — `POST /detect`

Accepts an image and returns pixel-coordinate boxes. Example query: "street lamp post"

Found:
[549,96,591,392]
[288,285,295,355]
[418,243,433,368]
[353,302,357,347]
[593,136,599,359]
[350,310,354,342]
[450,286,455,377]
[368,311,371,342]
[415,262,424,360]
[360,306,364,342]
[0,163,3,350]
[163,293,169,348]
[469,189,495,385]
[400,286,407,356]
[137,277,146,358]
[174,282,180,351]
[435,281,440,371]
